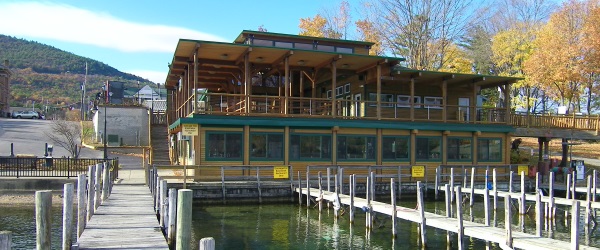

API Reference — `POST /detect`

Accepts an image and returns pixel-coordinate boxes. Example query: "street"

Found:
[0,118,142,169]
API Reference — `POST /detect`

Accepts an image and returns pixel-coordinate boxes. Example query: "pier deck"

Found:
[297,187,598,250]
[77,183,168,249]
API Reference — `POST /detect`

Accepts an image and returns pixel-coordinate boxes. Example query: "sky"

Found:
[0,0,349,84]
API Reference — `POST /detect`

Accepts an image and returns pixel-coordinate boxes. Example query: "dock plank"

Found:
[77,184,169,249]
[298,188,598,250]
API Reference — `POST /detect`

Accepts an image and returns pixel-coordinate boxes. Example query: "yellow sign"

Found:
[182,124,198,136]
[411,166,425,178]
[273,166,289,179]
[518,165,529,176]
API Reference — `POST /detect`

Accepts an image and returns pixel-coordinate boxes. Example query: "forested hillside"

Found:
[0,35,154,107]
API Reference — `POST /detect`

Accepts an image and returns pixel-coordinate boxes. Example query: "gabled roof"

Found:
[233,30,375,46]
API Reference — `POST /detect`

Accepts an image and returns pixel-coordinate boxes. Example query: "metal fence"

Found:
[0,157,119,180]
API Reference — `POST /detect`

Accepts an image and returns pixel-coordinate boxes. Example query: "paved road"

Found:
[0,118,142,169]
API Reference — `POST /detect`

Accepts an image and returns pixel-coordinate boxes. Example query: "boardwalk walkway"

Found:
[77,169,169,249]
[297,187,598,250]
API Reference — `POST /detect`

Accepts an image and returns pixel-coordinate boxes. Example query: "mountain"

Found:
[0,35,155,107]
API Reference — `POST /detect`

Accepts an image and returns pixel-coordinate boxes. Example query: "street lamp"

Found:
[102,84,113,162]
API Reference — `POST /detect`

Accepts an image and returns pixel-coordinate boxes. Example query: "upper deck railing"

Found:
[169,93,600,131]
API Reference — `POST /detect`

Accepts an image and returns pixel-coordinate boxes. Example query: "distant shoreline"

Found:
[0,192,69,205]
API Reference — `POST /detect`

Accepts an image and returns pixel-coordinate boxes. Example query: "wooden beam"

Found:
[235,47,253,65]
[314,54,342,72]
[356,59,388,73]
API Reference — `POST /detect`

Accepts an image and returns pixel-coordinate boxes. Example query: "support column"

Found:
[376,128,382,165]
[331,61,337,118]
[193,48,198,114]
[560,138,568,167]
[410,78,415,121]
[332,126,338,165]
[442,81,447,122]
[410,130,417,165]
[473,131,479,165]
[284,127,290,165]
[245,53,251,114]
[472,84,478,122]
[376,64,382,120]
[244,125,250,165]
[504,84,511,123]
[284,57,290,115]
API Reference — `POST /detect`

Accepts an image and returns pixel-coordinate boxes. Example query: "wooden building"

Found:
[163,30,519,178]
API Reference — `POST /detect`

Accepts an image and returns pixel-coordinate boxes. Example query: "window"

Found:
[369,93,395,107]
[317,45,335,52]
[274,41,294,48]
[327,90,332,99]
[478,138,502,162]
[336,86,344,96]
[344,83,350,93]
[423,96,443,109]
[396,95,421,108]
[382,136,410,160]
[250,133,283,160]
[336,47,354,54]
[416,137,442,161]
[294,43,314,50]
[337,135,376,160]
[290,134,331,160]
[252,39,273,47]
[206,132,243,160]
[447,138,472,161]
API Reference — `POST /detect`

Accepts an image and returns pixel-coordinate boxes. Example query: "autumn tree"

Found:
[299,1,351,39]
[355,2,384,55]
[367,0,475,70]
[45,120,82,158]
[581,5,600,114]
[524,0,597,113]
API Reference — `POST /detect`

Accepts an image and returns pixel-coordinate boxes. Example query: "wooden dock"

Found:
[296,186,598,250]
[76,183,169,249]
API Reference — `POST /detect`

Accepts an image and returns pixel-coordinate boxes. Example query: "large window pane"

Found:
[337,136,376,160]
[290,134,331,160]
[207,133,242,160]
[416,137,441,160]
[382,137,409,160]
[447,138,472,161]
[251,133,283,160]
[478,138,502,161]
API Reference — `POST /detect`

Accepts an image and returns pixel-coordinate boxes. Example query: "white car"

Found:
[12,111,40,119]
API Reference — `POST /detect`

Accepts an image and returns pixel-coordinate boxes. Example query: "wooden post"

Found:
[339,168,344,195]
[0,231,11,250]
[536,172,543,237]
[77,174,86,239]
[456,186,463,250]
[572,172,576,201]
[306,172,311,206]
[366,174,371,229]
[567,173,572,203]
[549,172,555,218]
[298,171,302,205]
[36,190,52,250]
[435,166,440,200]
[509,171,514,193]
[155,176,161,214]
[160,179,168,229]
[484,182,490,226]
[470,167,475,207]
[520,171,526,215]
[102,161,110,202]
[505,194,513,248]
[572,200,580,250]
[594,170,597,202]
[327,167,331,193]
[463,169,468,189]
[370,171,376,202]
[349,174,355,224]
[445,184,452,245]
[62,183,74,250]
[391,178,397,238]
[94,163,102,211]
[417,181,426,248]
[176,189,193,250]
[586,175,592,226]
[493,169,498,211]
[450,168,455,204]
[318,172,323,213]
[199,237,215,250]
[87,165,95,222]
[168,188,177,246]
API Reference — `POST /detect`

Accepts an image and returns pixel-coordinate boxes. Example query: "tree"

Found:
[299,14,328,37]
[369,0,475,70]
[356,2,385,55]
[524,0,596,112]
[45,120,82,158]
[298,1,351,39]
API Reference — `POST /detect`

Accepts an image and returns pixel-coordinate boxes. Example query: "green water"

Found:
[1,200,597,249]
[0,205,77,249]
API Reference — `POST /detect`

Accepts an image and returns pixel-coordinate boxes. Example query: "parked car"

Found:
[11,111,40,119]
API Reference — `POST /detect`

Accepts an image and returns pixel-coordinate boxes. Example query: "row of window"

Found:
[206,132,502,162]
[248,38,355,54]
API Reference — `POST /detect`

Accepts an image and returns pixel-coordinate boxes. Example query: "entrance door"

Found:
[353,93,362,117]
[458,98,469,121]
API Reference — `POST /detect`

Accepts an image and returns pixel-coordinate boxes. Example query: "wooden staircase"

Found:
[150,125,170,165]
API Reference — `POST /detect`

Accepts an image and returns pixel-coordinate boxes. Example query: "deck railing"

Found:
[0,157,119,180]
[168,92,600,130]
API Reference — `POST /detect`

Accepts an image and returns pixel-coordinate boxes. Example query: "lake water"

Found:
[1,200,597,249]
